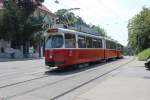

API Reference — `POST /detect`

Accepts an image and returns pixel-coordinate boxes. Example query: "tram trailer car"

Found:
[44,28,123,69]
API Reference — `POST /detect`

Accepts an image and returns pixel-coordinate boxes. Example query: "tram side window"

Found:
[92,39,98,48]
[117,44,123,51]
[106,41,116,49]
[86,37,92,48]
[78,36,86,48]
[117,44,121,50]
[111,42,116,49]
[65,33,76,48]
[121,45,124,51]
[98,39,103,48]
[120,45,123,51]
[106,41,110,49]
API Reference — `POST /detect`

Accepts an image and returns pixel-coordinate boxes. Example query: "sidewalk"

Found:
[76,60,150,100]
[0,52,44,62]
[0,57,43,62]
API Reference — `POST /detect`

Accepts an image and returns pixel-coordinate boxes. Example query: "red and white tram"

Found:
[44,28,123,69]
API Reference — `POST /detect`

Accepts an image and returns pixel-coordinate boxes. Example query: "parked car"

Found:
[145,56,150,69]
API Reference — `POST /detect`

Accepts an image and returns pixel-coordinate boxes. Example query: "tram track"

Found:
[51,57,135,100]
[0,68,49,88]
[1,57,134,100]
[0,58,123,89]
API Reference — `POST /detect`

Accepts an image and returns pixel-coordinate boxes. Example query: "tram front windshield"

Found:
[45,35,63,48]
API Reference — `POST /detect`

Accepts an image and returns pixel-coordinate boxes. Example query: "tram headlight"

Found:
[49,55,53,59]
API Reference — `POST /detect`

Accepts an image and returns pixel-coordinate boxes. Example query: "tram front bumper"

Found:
[45,61,65,67]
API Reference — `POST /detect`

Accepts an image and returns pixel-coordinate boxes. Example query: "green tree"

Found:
[55,9,77,25]
[0,10,3,38]
[1,0,44,55]
[91,25,107,37]
[75,16,89,26]
[55,9,107,37]
[55,9,110,40]
[128,7,150,54]
[55,9,89,26]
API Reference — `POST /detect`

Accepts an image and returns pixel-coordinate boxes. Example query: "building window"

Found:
[1,47,4,53]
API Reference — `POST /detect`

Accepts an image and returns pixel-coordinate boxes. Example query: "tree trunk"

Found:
[23,42,29,58]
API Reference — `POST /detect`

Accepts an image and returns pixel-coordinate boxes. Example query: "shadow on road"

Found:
[44,59,120,76]
[146,68,150,71]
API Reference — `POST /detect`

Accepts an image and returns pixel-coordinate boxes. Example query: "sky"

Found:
[43,0,150,46]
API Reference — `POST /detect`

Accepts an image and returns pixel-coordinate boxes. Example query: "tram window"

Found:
[120,45,123,50]
[78,36,86,48]
[92,39,98,48]
[86,37,92,48]
[45,35,63,48]
[106,41,111,49]
[65,33,76,48]
[97,39,102,48]
[114,43,117,49]
[106,41,108,49]
[107,41,116,49]
[109,42,111,49]
[118,46,121,50]
[110,42,114,49]
[111,42,116,49]
[117,44,121,50]
[117,44,123,50]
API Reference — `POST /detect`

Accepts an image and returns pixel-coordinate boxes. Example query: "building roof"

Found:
[0,0,56,17]
[38,5,51,13]
[38,5,57,17]
[32,0,55,14]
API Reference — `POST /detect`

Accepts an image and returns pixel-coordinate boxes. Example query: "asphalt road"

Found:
[0,56,134,100]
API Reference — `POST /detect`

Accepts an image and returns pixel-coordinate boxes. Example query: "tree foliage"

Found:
[55,9,88,26]
[0,0,44,54]
[91,25,107,37]
[55,9,76,25]
[137,48,150,61]
[0,10,3,38]
[55,9,107,36]
[128,7,150,54]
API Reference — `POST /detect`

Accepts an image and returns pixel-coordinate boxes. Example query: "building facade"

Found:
[0,0,57,58]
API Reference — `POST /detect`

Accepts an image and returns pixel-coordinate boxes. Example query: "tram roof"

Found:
[48,28,104,39]
[47,28,118,43]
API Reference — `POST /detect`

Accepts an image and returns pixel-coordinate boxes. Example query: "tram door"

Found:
[64,33,78,64]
